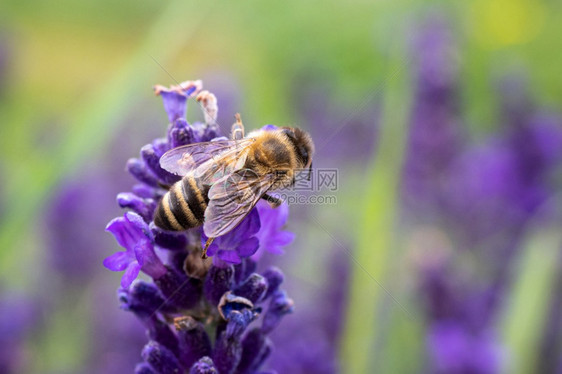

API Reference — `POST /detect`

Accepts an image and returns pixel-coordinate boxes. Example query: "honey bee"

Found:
[154,113,314,258]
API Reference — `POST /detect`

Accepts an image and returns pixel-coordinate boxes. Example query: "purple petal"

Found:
[217,250,242,264]
[121,261,141,288]
[219,209,261,250]
[243,209,262,237]
[134,240,166,279]
[271,231,295,247]
[265,245,284,255]
[125,211,151,237]
[206,242,219,257]
[273,202,290,227]
[103,251,133,271]
[159,90,187,123]
[105,217,133,249]
[106,212,151,251]
[236,237,260,258]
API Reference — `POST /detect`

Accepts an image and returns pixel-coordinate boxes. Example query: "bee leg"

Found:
[202,237,215,259]
[231,113,245,140]
[261,193,282,208]
[196,90,218,126]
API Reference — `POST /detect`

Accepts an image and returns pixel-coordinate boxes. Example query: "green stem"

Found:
[501,224,561,374]
[340,41,412,373]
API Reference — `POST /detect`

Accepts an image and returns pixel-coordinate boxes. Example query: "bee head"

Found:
[281,127,315,170]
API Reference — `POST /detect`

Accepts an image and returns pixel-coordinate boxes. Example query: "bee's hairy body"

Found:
[154,174,210,231]
[154,128,312,232]
[244,129,299,182]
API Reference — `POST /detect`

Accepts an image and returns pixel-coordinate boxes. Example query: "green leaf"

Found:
[501,226,561,373]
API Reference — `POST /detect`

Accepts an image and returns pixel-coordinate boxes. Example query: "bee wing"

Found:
[159,138,255,176]
[203,170,276,238]
[192,147,251,186]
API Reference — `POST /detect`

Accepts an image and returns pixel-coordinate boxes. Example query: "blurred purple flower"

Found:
[267,250,349,373]
[401,15,464,216]
[428,322,503,374]
[0,293,35,374]
[45,176,115,279]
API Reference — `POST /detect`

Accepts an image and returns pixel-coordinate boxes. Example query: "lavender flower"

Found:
[104,79,297,373]
[104,211,167,288]
[252,201,295,259]
[201,209,261,266]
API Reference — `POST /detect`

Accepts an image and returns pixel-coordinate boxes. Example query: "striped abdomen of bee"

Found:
[154,173,210,231]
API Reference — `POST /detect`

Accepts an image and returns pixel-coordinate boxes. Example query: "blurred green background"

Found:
[1,0,562,373]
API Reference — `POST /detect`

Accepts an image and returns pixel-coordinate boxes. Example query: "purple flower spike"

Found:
[238,328,272,374]
[154,266,202,309]
[262,290,294,334]
[106,79,298,372]
[189,357,218,374]
[119,281,176,315]
[141,341,183,374]
[204,265,235,306]
[175,316,212,369]
[233,273,268,304]
[104,212,167,288]
[202,209,261,265]
[213,309,256,374]
[254,201,295,259]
